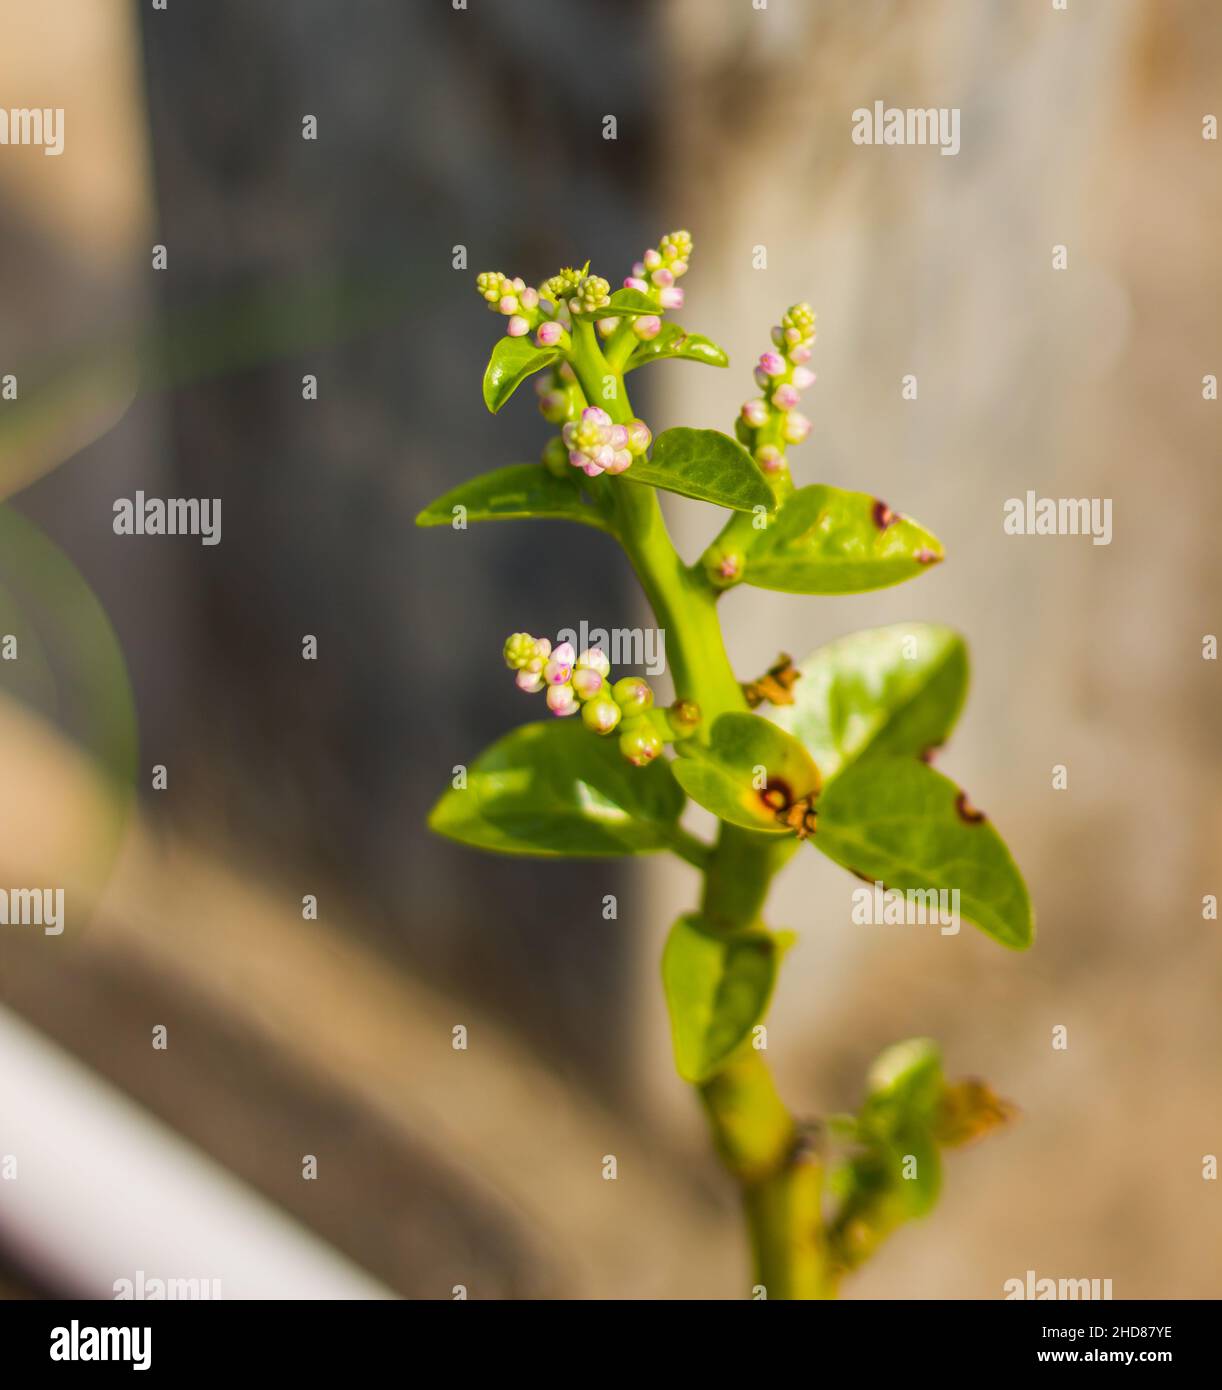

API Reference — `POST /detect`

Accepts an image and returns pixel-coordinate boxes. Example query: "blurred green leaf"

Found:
[626,324,729,371]
[626,428,773,513]
[769,624,969,782]
[671,713,820,834]
[813,756,1034,949]
[742,485,943,594]
[662,914,782,1083]
[415,463,611,532]
[429,719,685,857]
[482,338,560,414]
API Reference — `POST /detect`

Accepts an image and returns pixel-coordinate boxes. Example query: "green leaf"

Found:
[625,428,773,514]
[769,624,969,782]
[741,485,944,594]
[574,288,658,320]
[482,337,560,414]
[672,713,821,834]
[428,719,685,858]
[415,463,611,532]
[626,323,729,371]
[812,756,1033,949]
[662,914,782,1083]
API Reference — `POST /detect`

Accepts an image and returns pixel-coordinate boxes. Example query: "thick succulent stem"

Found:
[581,348,830,1299]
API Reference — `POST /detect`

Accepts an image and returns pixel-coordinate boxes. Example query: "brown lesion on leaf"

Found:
[784,797,819,840]
[872,499,895,530]
[757,777,818,839]
[758,777,793,814]
[742,652,803,708]
[915,547,940,565]
[934,1079,1018,1148]
[955,790,987,824]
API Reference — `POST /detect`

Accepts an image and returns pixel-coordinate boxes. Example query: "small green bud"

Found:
[619,718,663,766]
[667,699,701,736]
[612,676,654,717]
[582,697,622,735]
[542,435,569,477]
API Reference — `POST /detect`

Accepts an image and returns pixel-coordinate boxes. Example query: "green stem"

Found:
[570,338,830,1298]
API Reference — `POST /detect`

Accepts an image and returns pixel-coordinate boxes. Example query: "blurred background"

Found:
[0,0,1218,1299]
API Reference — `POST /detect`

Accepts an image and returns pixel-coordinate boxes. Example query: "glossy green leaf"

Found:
[626,323,729,371]
[769,624,969,782]
[481,337,560,414]
[662,914,782,1083]
[574,288,658,320]
[415,463,611,532]
[672,713,821,834]
[429,719,685,858]
[741,485,944,594]
[625,428,773,514]
[813,756,1033,949]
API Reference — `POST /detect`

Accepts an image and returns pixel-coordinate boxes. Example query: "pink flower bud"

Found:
[756,445,784,473]
[632,261,646,278]
[552,642,576,666]
[582,406,611,427]
[581,459,605,477]
[741,399,769,428]
[506,316,530,337]
[597,317,621,337]
[623,276,648,292]
[626,420,652,454]
[605,449,633,474]
[633,315,662,340]
[511,277,525,293]
[784,412,812,444]
[644,248,662,269]
[546,683,579,717]
[658,287,684,310]
[516,669,544,694]
[577,648,611,677]
[772,383,800,410]
[792,367,816,388]
[759,351,786,377]
[790,345,812,364]
[651,267,674,289]
[669,259,688,277]
[753,367,770,390]
[498,295,518,315]
[545,655,574,685]
[608,425,629,448]
[536,320,563,347]
[771,326,785,348]
[520,287,539,310]
[571,668,603,701]
[785,326,802,346]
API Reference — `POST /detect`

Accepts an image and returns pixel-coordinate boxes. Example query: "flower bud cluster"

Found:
[611,229,693,343]
[561,407,651,477]
[737,302,817,472]
[475,270,549,339]
[503,634,670,765]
